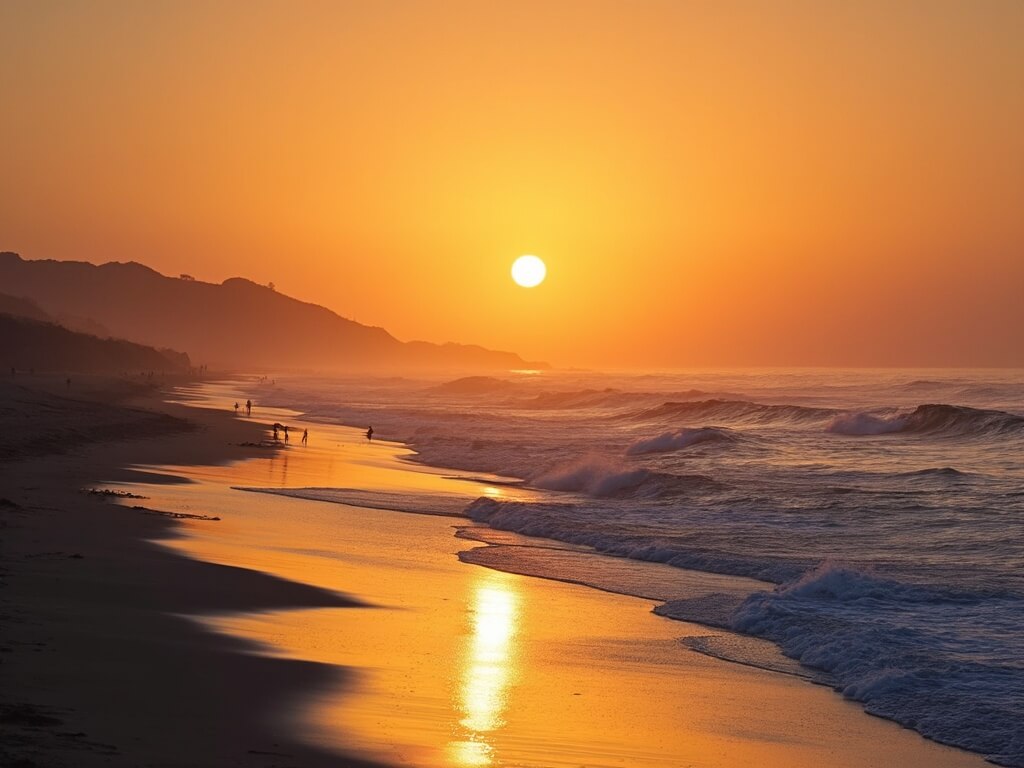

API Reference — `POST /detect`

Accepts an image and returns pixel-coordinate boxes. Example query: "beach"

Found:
[0,375,993,767]
[0,375,383,767]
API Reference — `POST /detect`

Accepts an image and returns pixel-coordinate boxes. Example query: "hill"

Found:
[0,313,190,374]
[0,253,544,371]
[0,293,51,322]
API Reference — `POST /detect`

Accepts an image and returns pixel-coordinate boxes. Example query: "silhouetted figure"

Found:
[302,429,308,445]
[246,399,252,416]
[284,425,290,441]
[234,402,239,414]
[366,426,374,442]
[273,424,280,441]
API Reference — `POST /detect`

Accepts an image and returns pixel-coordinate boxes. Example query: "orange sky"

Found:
[1,1,1022,367]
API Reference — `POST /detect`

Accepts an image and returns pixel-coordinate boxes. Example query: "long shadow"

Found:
[0,382,392,767]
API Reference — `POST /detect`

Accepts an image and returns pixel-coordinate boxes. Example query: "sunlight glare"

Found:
[449,572,520,765]
[511,255,546,288]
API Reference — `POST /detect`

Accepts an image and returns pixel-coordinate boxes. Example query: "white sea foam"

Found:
[731,563,1024,765]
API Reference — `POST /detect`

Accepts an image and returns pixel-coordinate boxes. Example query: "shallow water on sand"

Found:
[99,380,992,767]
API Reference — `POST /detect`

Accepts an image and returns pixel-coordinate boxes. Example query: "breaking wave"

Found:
[730,564,1024,766]
[626,426,734,455]
[529,456,648,496]
[826,412,908,435]
[828,404,1024,438]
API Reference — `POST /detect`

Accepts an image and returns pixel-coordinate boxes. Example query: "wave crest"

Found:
[626,427,734,456]
[827,404,1024,438]
[629,399,835,426]
[826,412,907,435]
[530,455,649,496]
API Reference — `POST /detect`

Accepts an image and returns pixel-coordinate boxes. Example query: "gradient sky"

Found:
[2,1,1022,367]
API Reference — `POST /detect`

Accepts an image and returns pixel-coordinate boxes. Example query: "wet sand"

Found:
[0,375,383,767]
[102,381,989,768]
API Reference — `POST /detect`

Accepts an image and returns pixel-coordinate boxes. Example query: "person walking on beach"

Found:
[234,402,239,414]
[366,426,374,442]
[284,425,290,441]
[246,399,252,416]
[273,424,279,441]
[302,429,308,445]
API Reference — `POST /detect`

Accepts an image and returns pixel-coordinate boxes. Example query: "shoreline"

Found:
[0,375,384,767]
[115,380,989,768]
[0,375,999,767]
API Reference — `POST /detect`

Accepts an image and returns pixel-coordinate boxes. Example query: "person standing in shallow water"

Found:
[301,429,308,445]
[366,426,374,442]
[245,399,252,416]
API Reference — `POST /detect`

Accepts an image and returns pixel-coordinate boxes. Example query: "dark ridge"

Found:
[0,251,547,371]
[0,314,190,375]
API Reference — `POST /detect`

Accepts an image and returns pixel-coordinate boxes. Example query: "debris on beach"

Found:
[130,505,220,521]
[83,488,148,500]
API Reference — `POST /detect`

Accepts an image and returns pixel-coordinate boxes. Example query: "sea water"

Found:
[249,369,1024,766]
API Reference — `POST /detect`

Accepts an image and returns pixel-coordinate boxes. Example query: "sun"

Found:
[511,255,546,288]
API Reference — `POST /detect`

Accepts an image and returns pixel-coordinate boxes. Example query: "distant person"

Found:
[366,426,374,442]
[302,428,308,445]
[273,424,280,441]
[246,399,252,416]
[284,425,290,441]
[234,402,239,414]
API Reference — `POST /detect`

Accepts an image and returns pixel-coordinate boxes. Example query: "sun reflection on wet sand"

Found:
[448,571,519,766]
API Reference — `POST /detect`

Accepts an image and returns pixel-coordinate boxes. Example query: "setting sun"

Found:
[511,255,546,288]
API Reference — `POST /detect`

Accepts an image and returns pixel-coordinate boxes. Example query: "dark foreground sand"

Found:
[0,375,382,767]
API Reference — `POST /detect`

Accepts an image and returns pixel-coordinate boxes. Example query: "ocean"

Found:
[249,368,1024,766]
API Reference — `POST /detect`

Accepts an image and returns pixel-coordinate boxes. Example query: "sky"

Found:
[1,1,1022,368]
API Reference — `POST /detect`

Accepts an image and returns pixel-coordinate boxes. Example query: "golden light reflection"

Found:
[447,739,492,767]
[448,571,520,766]
[481,486,502,498]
